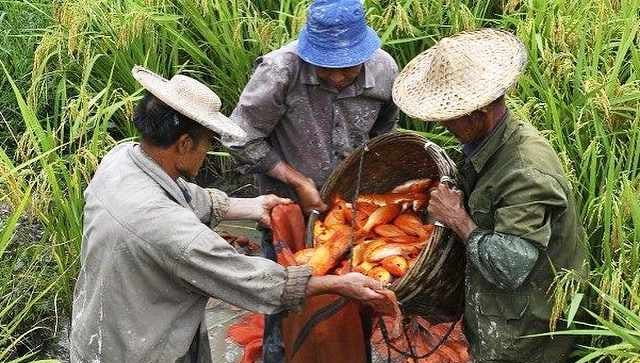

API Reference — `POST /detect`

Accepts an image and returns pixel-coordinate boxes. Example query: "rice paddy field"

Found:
[0,0,639,361]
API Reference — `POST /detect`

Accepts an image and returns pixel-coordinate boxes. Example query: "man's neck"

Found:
[472,104,508,143]
[462,105,508,156]
[140,142,180,180]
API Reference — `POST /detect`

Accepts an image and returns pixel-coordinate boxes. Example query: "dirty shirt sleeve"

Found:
[465,168,568,290]
[178,179,230,228]
[223,57,292,174]
[174,227,311,314]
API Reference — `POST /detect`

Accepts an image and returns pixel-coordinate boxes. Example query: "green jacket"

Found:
[459,113,587,362]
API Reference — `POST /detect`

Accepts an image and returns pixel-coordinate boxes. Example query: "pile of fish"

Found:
[293,179,437,284]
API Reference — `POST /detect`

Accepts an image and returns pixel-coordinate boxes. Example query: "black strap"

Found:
[377,316,460,361]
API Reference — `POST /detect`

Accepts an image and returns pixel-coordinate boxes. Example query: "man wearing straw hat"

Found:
[393,29,587,362]
[223,0,398,360]
[70,66,391,363]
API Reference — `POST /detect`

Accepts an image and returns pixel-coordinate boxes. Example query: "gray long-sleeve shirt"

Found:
[223,42,398,198]
[70,143,311,363]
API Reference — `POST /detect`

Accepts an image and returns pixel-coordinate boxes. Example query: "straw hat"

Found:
[392,29,527,122]
[131,66,246,139]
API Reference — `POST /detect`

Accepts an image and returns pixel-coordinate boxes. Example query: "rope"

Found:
[351,144,368,245]
[377,316,460,361]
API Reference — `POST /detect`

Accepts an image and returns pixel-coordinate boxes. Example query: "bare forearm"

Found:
[268,161,327,213]
[224,198,262,220]
[450,211,478,241]
[267,161,308,188]
[305,275,341,296]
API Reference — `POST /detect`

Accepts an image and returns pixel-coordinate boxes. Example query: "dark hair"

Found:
[133,92,207,148]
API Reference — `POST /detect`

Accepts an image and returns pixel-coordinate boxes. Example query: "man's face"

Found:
[315,65,363,91]
[175,129,215,179]
[441,110,489,144]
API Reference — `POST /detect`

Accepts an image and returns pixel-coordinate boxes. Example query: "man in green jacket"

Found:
[393,29,587,362]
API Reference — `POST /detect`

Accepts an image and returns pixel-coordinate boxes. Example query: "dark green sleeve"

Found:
[466,168,569,289]
[494,168,568,248]
[466,228,539,289]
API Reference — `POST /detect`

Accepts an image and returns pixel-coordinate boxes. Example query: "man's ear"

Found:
[175,134,193,155]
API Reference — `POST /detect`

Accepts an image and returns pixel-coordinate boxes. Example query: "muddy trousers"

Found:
[261,229,286,363]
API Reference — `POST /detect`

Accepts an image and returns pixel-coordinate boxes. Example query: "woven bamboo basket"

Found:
[318,131,465,318]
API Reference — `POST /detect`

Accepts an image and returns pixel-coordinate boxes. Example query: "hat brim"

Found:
[132,67,246,139]
[296,26,381,68]
[392,29,527,122]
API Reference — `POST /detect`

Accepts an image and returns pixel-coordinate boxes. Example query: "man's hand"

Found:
[306,273,388,306]
[267,161,327,214]
[256,194,293,227]
[225,195,291,225]
[428,183,477,240]
[293,178,328,214]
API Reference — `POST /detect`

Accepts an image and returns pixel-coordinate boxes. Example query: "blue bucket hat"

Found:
[297,0,381,68]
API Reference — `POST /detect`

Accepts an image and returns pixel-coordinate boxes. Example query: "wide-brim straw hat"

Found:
[392,28,527,122]
[131,66,246,139]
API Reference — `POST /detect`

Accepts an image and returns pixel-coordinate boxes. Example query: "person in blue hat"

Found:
[223,0,398,361]
[224,0,398,214]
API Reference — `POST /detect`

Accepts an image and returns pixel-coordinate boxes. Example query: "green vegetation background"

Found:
[0,0,639,361]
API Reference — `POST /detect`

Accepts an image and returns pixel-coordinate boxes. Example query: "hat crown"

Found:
[392,28,527,121]
[130,66,246,138]
[170,75,222,114]
[424,38,487,86]
[304,0,368,49]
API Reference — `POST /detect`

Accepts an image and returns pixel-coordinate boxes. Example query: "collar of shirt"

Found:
[464,111,519,174]
[128,143,193,207]
[299,58,376,98]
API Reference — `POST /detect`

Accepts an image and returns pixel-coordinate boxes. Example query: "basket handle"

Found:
[423,140,458,181]
[423,140,458,228]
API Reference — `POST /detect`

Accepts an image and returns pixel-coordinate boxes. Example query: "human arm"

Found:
[174,226,386,313]
[266,161,328,214]
[427,171,566,290]
[221,57,290,175]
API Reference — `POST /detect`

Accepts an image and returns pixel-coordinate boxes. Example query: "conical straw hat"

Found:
[392,29,527,122]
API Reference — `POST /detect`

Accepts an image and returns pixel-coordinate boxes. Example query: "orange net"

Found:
[226,313,264,363]
[371,316,471,363]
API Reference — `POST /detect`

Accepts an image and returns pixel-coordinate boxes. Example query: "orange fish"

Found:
[357,192,427,207]
[393,211,424,236]
[315,224,351,246]
[327,227,353,260]
[356,201,378,215]
[416,224,436,243]
[381,256,409,277]
[351,243,367,267]
[360,239,389,261]
[367,266,392,284]
[362,204,401,232]
[293,248,316,265]
[391,178,434,194]
[373,224,407,238]
[332,259,351,275]
[388,235,420,244]
[366,243,421,263]
[354,261,376,274]
[307,245,333,276]
[324,206,348,227]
